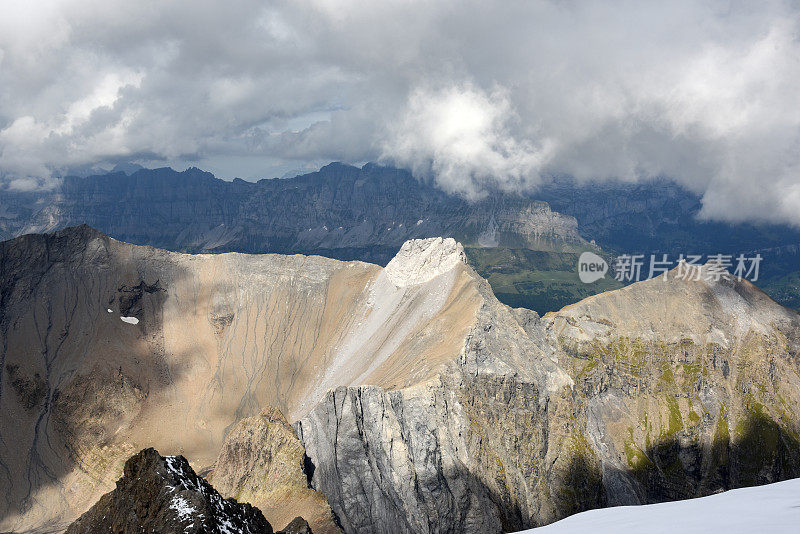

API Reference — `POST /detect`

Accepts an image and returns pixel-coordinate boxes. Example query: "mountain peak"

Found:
[318,161,358,172]
[546,256,798,346]
[66,448,275,534]
[383,237,466,287]
[110,162,145,175]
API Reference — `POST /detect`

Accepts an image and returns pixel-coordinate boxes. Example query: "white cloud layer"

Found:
[1,0,799,224]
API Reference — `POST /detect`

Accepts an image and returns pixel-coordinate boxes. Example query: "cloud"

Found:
[1,0,799,224]
[384,85,553,199]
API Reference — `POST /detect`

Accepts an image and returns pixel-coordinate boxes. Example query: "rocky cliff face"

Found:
[65,448,275,534]
[294,273,589,534]
[293,266,800,533]
[0,163,585,264]
[1,227,798,534]
[543,264,800,504]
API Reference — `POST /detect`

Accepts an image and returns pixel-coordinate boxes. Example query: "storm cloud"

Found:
[1,0,799,224]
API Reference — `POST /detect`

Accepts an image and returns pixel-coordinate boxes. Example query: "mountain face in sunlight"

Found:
[1,227,798,533]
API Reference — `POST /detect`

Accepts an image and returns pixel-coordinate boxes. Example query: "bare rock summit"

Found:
[383,237,467,287]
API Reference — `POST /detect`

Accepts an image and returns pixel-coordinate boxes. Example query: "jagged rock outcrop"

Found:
[1,226,799,534]
[65,448,274,534]
[280,517,313,534]
[210,408,342,534]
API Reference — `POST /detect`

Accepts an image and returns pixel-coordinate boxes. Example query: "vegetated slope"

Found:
[1,226,799,534]
[523,477,800,533]
[541,264,800,506]
[464,247,623,313]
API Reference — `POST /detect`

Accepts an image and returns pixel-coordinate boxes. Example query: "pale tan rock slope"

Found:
[209,407,340,534]
[1,226,799,534]
[0,226,483,532]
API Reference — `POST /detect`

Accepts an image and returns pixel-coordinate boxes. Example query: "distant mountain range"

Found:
[534,178,800,310]
[0,162,797,310]
[0,163,586,264]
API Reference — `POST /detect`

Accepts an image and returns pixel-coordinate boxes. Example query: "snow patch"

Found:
[169,496,196,522]
[164,455,256,533]
[120,316,139,325]
[523,477,800,533]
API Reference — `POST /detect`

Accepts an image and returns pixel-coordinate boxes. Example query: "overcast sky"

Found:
[1,0,799,224]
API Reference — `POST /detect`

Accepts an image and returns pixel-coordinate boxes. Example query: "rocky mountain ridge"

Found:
[65,448,274,534]
[3,162,798,314]
[0,227,798,533]
[0,227,485,532]
[65,447,313,534]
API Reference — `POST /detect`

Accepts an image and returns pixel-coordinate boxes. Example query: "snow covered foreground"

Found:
[521,478,800,533]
